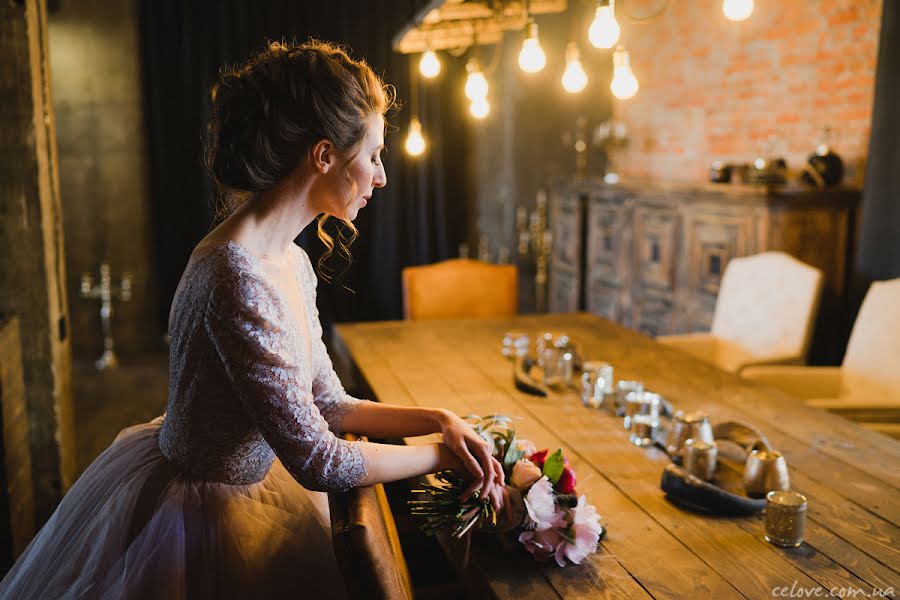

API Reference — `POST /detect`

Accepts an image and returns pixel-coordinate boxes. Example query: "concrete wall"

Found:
[48,0,159,361]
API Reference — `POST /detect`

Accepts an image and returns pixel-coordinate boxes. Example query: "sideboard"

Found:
[546,178,861,363]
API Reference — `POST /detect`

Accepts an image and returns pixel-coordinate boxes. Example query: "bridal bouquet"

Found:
[410,415,605,567]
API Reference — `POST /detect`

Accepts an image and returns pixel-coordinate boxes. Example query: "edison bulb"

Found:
[419,50,441,79]
[588,3,620,49]
[518,21,546,73]
[610,47,639,99]
[465,60,488,100]
[405,118,426,156]
[470,97,490,119]
[561,43,588,93]
[723,0,753,21]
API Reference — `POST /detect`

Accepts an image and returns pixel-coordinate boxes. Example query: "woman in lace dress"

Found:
[0,40,506,599]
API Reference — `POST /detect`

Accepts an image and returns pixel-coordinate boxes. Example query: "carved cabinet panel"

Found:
[546,179,859,360]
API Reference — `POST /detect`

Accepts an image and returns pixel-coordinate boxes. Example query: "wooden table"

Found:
[334,314,900,599]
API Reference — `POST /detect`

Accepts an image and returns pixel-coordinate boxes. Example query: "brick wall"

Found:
[611,0,882,183]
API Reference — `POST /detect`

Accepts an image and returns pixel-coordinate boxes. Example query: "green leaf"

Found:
[542,449,565,484]
[503,441,525,472]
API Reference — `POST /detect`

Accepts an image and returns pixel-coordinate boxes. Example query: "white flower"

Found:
[557,496,603,566]
[523,477,564,531]
[510,458,542,489]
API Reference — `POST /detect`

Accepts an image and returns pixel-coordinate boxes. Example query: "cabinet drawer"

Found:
[586,279,624,322]
[633,202,680,293]
[682,206,757,296]
[634,294,675,337]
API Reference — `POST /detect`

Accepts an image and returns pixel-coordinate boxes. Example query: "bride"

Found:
[0,40,505,599]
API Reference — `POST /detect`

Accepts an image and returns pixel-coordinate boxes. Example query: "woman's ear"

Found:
[311,139,334,174]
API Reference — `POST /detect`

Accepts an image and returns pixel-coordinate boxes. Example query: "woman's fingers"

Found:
[451,438,484,480]
[462,477,484,502]
[473,441,496,499]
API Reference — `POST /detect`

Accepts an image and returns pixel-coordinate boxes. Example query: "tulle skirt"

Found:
[0,418,348,599]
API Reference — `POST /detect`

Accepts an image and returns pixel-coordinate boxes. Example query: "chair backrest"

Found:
[843,278,900,388]
[402,259,517,320]
[328,434,413,600]
[711,252,823,359]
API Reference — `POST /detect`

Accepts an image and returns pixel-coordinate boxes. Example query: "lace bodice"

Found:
[159,241,367,491]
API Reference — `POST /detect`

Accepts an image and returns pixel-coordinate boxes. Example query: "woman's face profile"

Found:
[318,113,387,221]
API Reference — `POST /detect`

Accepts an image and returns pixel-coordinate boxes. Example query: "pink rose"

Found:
[510,459,542,489]
[555,465,577,495]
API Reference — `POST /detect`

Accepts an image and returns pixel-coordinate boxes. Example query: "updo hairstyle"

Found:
[205,39,395,275]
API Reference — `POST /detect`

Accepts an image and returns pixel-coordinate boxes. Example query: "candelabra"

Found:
[80,262,133,370]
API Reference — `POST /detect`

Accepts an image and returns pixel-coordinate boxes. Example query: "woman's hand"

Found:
[435,410,505,508]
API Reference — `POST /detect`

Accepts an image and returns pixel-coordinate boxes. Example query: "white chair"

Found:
[743,278,900,437]
[658,252,824,373]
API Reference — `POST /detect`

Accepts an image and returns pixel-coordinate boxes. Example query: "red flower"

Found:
[556,465,577,494]
[529,449,549,468]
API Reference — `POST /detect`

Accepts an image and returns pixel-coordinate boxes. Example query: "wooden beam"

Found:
[393,0,567,54]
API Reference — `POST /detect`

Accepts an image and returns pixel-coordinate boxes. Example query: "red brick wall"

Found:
[611,0,882,183]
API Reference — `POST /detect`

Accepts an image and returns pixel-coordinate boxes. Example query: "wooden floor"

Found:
[71,353,168,475]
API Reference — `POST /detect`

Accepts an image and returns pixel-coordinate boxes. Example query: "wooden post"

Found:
[0,0,76,524]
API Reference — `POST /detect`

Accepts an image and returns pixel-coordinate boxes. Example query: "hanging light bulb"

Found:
[722,0,753,21]
[464,59,489,101]
[561,43,588,93]
[419,50,441,79]
[588,0,620,49]
[610,46,639,100]
[405,118,426,156]
[518,21,546,73]
[469,97,490,119]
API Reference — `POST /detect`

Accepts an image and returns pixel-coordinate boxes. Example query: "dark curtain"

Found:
[138,0,472,332]
[858,2,900,281]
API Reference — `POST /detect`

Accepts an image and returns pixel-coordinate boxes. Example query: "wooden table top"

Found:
[334,313,900,599]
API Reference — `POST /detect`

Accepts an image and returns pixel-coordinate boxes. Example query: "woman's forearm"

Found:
[341,402,451,439]
[356,440,462,486]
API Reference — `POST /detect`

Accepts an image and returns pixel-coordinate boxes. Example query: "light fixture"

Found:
[588,0,620,49]
[722,0,753,21]
[610,46,639,100]
[518,20,546,73]
[464,58,489,101]
[561,43,588,93]
[405,117,426,156]
[469,97,490,119]
[419,50,441,79]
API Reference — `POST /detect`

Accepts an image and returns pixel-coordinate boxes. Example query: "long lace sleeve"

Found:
[205,265,367,492]
[297,248,367,432]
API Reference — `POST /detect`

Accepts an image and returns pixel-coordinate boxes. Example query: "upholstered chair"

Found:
[743,278,900,438]
[658,252,824,373]
[402,259,518,320]
[329,434,414,600]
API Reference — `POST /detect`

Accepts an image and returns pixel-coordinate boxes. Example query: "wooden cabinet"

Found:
[547,179,860,362]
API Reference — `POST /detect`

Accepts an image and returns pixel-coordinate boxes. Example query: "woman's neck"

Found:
[222,170,319,263]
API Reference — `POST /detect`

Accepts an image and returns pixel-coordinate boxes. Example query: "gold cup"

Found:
[765,490,807,547]
[743,449,790,498]
[684,439,718,481]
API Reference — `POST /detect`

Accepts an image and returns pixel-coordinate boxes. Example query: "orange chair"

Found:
[402,259,518,320]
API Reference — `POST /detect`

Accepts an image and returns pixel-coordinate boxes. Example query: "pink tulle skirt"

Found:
[0,418,348,599]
